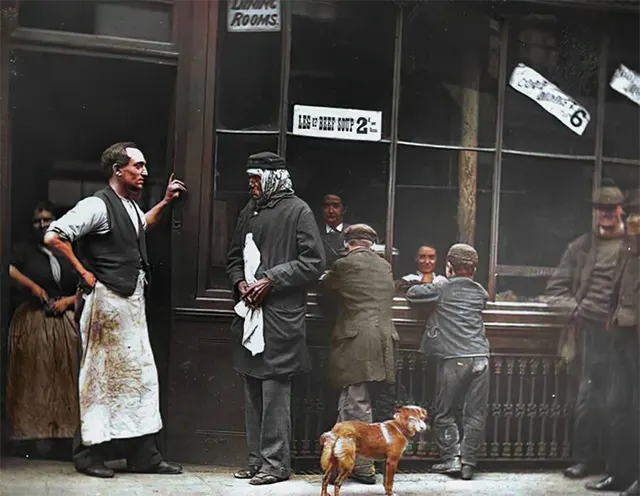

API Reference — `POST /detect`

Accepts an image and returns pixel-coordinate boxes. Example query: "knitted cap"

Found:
[344,223,378,243]
[246,152,286,170]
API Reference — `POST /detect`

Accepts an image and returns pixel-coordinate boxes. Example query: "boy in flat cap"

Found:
[320,223,399,485]
[545,179,626,481]
[406,243,489,481]
[226,152,325,486]
[587,189,640,495]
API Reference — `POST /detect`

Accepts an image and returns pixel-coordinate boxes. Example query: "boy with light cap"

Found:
[406,243,489,481]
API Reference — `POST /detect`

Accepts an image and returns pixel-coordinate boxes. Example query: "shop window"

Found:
[9,50,175,241]
[215,2,282,131]
[393,147,494,286]
[286,136,389,239]
[18,1,173,43]
[209,134,279,288]
[603,16,640,161]
[495,156,594,300]
[398,1,499,148]
[503,11,600,156]
[288,0,396,139]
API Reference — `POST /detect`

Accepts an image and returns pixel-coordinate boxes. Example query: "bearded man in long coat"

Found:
[226,151,325,486]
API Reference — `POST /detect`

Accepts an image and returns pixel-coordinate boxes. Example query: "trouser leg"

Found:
[124,433,163,470]
[258,377,292,479]
[243,375,263,470]
[337,382,375,476]
[572,320,610,464]
[72,430,106,471]
[606,328,639,482]
[434,359,465,462]
[460,357,490,467]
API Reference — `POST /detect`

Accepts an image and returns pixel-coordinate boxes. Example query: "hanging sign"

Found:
[509,63,591,136]
[610,65,640,106]
[292,105,382,142]
[227,0,280,32]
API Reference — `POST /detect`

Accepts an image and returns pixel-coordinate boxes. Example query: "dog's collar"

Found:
[388,420,411,439]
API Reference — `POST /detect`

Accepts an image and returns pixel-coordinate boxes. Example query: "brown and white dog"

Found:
[319,405,428,496]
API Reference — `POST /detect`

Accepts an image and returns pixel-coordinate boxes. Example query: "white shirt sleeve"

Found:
[47,197,110,242]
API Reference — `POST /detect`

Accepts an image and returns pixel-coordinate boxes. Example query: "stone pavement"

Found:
[0,457,599,495]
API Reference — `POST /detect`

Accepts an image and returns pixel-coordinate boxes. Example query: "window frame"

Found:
[205,0,640,301]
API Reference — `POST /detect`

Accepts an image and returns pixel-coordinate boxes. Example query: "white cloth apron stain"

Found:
[78,274,162,445]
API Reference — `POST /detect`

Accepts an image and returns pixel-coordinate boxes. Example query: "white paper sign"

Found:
[509,63,591,136]
[227,0,280,32]
[610,64,640,106]
[293,105,382,142]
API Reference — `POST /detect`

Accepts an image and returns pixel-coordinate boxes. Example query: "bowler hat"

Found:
[592,178,624,206]
[246,152,286,170]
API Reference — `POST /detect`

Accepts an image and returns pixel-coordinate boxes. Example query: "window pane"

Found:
[603,163,640,198]
[289,1,396,139]
[18,1,173,42]
[496,156,594,300]
[504,10,600,156]
[215,2,281,131]
[209,134,279,288]
[287,136,389,241]
[399,1,499,148]
[603,15,640,160]
[394,147,493,286]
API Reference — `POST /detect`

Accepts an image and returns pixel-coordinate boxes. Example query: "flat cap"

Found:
[447,243,479,265]
[344,223,378,243]
[592,178,624,206]
[246,151,286,170]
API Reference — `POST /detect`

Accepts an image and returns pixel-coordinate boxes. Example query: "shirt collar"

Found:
[326,223,343,234]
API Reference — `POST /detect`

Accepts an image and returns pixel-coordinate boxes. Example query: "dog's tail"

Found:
[319,431,337,473]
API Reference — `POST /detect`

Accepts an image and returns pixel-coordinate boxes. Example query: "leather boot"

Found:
[586,476,631,492]
[431,457,462,474]
[78,464,115,478]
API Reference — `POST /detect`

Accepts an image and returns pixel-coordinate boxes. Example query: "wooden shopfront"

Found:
[1,0,639,469]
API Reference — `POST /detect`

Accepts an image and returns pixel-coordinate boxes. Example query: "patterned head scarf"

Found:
[246,168,294,206]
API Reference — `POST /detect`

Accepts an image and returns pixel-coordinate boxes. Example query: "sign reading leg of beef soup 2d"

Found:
[227,0,280,32]
[293,105,382,142]
[610,65,640,106]
[509,63,591,136]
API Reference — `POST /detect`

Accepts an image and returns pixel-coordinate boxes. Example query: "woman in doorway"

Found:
[6,201,79,459]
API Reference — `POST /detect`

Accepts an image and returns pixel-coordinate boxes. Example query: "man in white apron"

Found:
[45,142,186,478]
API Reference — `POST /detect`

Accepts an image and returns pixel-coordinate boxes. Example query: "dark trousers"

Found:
[73,431,162,471]
[606,327,639,482]
[434,356,490,467]
[243,375,292,479]
[573,318,611,464]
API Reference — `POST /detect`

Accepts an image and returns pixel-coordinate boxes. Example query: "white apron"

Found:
[78,273,162,445]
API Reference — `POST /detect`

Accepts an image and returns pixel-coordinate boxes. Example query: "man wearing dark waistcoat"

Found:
[586,189,640,495]
[545,180,626,479]
[44,142,186,478]
[226,152,325,486]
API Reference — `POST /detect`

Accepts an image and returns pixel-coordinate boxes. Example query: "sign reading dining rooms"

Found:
[227,0,281,32]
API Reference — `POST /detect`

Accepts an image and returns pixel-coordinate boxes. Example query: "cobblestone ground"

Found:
[0,457,598,495]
